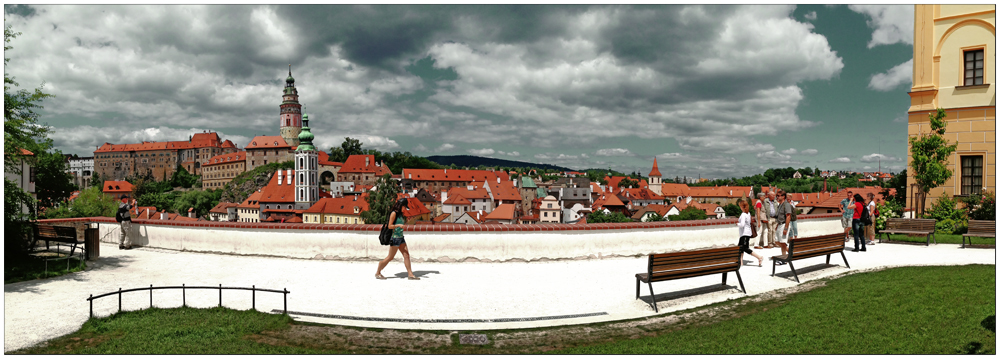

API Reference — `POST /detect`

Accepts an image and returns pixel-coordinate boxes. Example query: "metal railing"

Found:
[86,284,289,318]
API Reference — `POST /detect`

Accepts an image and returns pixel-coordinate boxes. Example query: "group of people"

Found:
[735,189,879,267]
[840,190,878,252]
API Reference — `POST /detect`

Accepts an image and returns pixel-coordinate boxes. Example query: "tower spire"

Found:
[288,64,291,77]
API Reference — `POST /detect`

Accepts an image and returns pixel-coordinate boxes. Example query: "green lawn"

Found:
[552,265,996,354]
[10,265,995,354]
[5,254,86,284]
[879,232,996,246]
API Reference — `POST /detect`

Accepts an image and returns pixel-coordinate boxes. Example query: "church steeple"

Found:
[294,108,319,210]
[280,65,302,147]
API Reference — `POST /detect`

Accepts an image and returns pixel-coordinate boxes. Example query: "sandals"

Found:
[408,276,420,280]
[375,274,387,280]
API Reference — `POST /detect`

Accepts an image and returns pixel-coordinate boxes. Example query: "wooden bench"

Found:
[32,224,84,257]
[635,246,745,312]
[880,218,936,246]
[962,220,995,248]
[770,233,849,283]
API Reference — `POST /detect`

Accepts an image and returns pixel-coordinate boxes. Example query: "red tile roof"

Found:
[483,203,516,221]
[487,180,522,202]
[443,193,472,205]
[203,151,246,166]
[402,198,432,218]
[401,169,510,183]
[304,195,370,216]
[432,213,451,222]
[649,158,661,177]
[339,155,392,176]
[687,186,752,198]
[103,181,133,194]
[237,191,263,209]
[660,183,690,197]
[317,151,343,167]
[209,202,239,214]
[259,170,296,203]
[621,187,665,201]
[95,132,226,153]
[245,136,291,150]
[19,148,34,156]
[447,186,491,200]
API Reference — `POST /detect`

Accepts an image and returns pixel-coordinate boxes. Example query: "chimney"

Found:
[468,185,474,190]
[160,212,168,220]
[441,190,448,203]
[188,208,195,218]
[286,169,292,185]
[365,157,370,167]
[497,177,500,184]
[277,171,283,185]
[408,173,412,179]
[444,169,447,174]
[354,194,358,201]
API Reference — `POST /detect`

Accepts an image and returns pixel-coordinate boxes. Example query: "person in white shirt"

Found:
[737,199,764,267]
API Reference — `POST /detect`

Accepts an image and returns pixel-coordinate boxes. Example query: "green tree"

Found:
[360,174,400,225]
[138,191,178,212]
[722,203,742,217]
[909,108,958,216]
[881,169,907,208]
[668,206,708,221]
[617,178,639,189]
[171,189,222,218]
[42,186,118,219]
[643,212,667,222]
[34,150,77,210]
[587,210,632,223]
[5,24,54,260]
[90,170,104,189]
[169,166,200,188]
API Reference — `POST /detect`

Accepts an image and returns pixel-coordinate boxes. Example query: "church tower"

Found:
[648,157,662,196]
[294,111,319,210]
[280,65,302,147]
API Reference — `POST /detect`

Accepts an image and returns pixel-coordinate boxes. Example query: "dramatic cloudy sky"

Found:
[4,4,915,178]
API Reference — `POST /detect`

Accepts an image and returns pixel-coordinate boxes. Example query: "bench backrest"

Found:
[967,220,995,234]
[788,233,844,261]
[885,218,936,232]
[33,224,78,241]
[647,246,741,282]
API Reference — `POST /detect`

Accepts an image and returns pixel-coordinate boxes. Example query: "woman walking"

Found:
[866,193,877,246]
[376,198,420,280]
[737,199,765,266]
[851,193,867,252]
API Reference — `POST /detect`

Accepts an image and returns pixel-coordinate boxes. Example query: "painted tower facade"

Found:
[648,157,662,196]
[280,66,303,148]
[295,112,319,210]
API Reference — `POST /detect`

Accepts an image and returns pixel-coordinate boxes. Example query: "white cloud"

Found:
[595,148,633,157]
[829,157,851,163]
[801,149,819,156]
[435,143,456,152]
[468,148,495,156]
[780,148,798,155]
[313,133,399,152]
[848,5,914,48]
[804,11,817,21]
[413,144,428,152]
[495,150,520,157]
[869,59,912,92]
[756,150,801,165]
[860,153,903,163]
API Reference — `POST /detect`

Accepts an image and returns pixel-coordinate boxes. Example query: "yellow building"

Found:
[908,5,995,211]
[302,195,369,224]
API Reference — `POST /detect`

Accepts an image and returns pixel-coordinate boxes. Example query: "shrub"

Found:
[668,206,708,221]
[924,192,968,234]
[875,200,903,231]
[587,210,632,223]
[961,190,996,221]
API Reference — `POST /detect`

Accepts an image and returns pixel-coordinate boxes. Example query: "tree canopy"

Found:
[360,174,401,225]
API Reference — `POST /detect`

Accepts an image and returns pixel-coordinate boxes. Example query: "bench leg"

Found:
[788,261,800,283]
[926,234,930,246]
[735,270,746,294]
[648,282,658,313]
[771,258,776,276]
[826,254,831,265]
[841,251,850,269]
[722,272,728,285]
[636,278,640,299]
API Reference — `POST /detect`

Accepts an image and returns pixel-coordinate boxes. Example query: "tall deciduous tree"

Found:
[909,109,958,216]
[360,174,400,225]
[34,150,77,209]
[5,24,54,259]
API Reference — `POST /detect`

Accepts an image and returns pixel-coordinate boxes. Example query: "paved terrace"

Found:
[5,240,995,352]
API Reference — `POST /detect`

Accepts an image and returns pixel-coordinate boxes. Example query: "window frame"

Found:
[960,46,987,87]
[958,153,986,196]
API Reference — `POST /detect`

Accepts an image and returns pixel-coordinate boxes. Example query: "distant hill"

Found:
[426,155,575,172]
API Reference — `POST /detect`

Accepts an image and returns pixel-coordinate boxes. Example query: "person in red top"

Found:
[851,194,867,252]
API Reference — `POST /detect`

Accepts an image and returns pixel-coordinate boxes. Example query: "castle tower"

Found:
[648,157,662,196]
[294,111,319,210]
[280,65,303,147]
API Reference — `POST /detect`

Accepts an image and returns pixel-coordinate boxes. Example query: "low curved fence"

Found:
[86,284,289,318]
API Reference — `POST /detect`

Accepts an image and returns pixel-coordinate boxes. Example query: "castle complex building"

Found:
[93,132,238,181]
[908,5,995,210]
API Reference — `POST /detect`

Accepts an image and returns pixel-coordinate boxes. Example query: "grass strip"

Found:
[550,264,996,354]
[880,233,995,246]
[5,255,86,284]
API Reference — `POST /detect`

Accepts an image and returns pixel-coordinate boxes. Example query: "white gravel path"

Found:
[4,240,995,352]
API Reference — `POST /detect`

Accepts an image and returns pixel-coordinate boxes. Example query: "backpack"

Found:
[860,204,872,226]
[115,205,130,222]
[378,207,394,246]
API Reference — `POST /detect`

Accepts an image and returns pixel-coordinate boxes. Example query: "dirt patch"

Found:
[248,325,452,353]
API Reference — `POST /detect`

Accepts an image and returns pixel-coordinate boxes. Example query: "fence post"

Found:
[252,285,256,311]
[149,284,153,309]
[182,284,186,307]
[118,287,122,314]
[283,288,288,314]
[219,284,222,308]
[88,294,93,319]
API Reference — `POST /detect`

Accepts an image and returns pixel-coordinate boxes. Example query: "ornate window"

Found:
[964,49,985,86]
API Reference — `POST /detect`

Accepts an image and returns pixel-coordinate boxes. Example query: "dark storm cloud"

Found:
[4,4,36,18]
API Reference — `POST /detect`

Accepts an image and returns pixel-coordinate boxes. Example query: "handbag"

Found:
[378,208,393,246]
[750,220,758,238]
